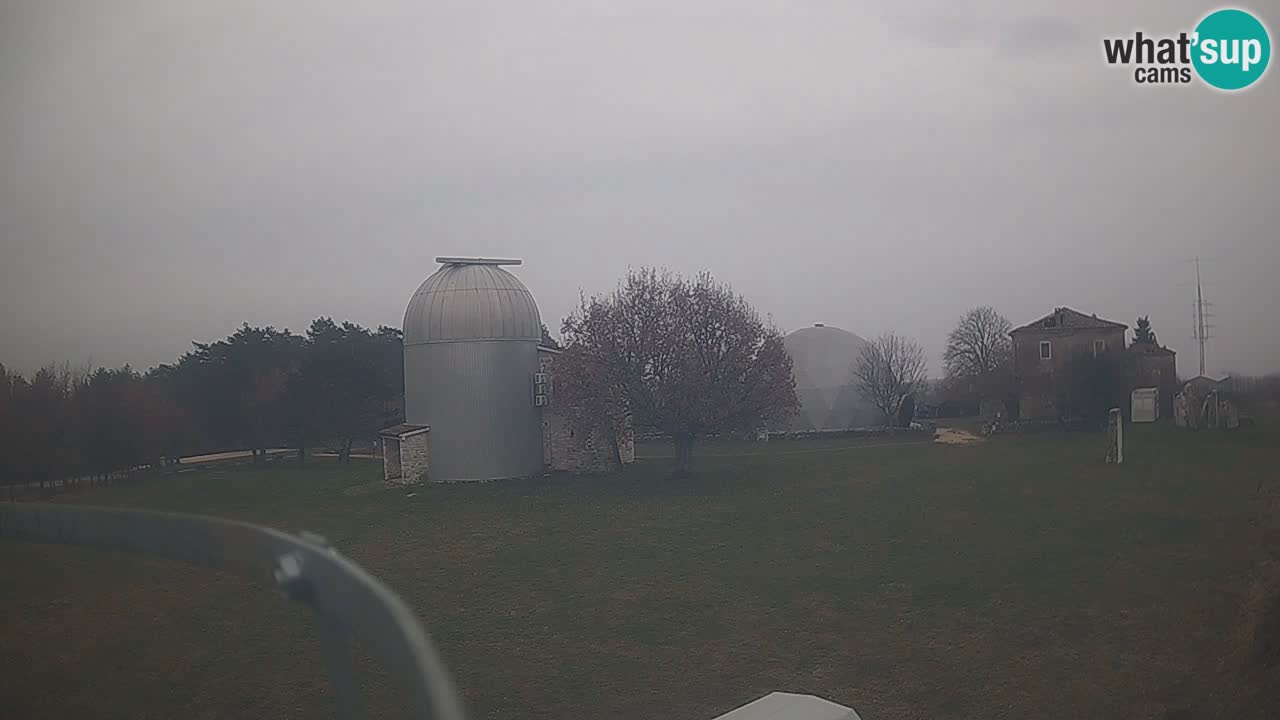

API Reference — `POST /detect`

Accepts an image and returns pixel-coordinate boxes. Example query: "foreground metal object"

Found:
[0,503,466,720]
[712,693,862,720]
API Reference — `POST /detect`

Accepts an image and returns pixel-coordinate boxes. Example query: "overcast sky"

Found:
[2,1,1277,378]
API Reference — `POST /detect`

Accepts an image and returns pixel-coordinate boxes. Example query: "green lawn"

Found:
[2,425,1278,720]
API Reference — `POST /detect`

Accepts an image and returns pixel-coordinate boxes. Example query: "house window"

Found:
[1093,339,1106,357]
[1039,340,1052,360]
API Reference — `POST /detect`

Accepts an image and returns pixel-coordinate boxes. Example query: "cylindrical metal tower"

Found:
[402,257,543,481]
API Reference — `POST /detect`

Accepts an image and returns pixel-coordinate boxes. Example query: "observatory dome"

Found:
[403,259,540,345]
[783,324,877,431]
[401,258,544,482]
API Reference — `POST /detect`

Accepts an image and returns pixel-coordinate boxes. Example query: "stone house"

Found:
[1011,307,1178,422]
[537,345,635,473]
[1011,308,1128,421]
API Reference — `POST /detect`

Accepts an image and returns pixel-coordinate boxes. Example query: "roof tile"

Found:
[1012,307,1128,333]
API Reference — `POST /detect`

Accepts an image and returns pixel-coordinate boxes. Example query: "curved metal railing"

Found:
[0,502,467,720]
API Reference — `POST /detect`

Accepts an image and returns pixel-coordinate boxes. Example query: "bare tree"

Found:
[852,332,928,424]
[943,306,1012,380]
[560,268,798,477]
[553,294,635,472]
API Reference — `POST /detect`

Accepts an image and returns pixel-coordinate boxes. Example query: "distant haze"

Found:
[3,1,1278,377]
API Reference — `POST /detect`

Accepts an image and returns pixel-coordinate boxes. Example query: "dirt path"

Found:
[934,427,984,445]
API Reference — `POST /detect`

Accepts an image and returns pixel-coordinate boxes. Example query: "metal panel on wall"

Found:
[404,340,542,481]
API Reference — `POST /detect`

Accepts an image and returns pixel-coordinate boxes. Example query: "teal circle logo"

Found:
[1192,8,1271,90]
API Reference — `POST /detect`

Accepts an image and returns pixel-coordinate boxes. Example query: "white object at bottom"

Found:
[712,692,862,720]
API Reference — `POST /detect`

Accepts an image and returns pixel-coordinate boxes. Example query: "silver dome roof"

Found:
[782,324,875,431]
[403,258,541,346]
[783,324,869,390]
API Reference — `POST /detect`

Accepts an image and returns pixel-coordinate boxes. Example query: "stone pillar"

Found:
[1105,407,1123,464]
[619,416,635,464]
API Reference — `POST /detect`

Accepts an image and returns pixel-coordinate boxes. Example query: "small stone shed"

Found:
[379,424,430,484]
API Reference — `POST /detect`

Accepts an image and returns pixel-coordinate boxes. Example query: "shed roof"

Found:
[379,423,430,438]
[1011,307,1127,334]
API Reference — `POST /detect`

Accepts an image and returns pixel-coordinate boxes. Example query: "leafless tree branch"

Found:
[851,332,928,424]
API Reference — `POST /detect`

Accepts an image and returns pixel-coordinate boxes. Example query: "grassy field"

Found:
[2,425,1279,720]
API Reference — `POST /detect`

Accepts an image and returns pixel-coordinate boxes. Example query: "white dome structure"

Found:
[783,324,878,430]
[402,258,544,481]
[403,260,541,344]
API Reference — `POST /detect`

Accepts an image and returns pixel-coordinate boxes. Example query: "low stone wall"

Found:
[767,426,936,441]
[996,418,1105,434]
[634,426,938,443]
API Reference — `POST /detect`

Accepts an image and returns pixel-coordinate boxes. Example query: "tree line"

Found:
[552,272,1030,472]
[554,271,1028,474]
[0,318,404,495]
[4,264,1199,491]
[853,306,1014,424]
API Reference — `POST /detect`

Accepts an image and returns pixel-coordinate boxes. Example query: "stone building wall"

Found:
[400,432,429,483]
[537,345,633,474]
[383,437,402,481]
[1013,327,1126,421]
[383,430,430,484]
[542,405,633,474]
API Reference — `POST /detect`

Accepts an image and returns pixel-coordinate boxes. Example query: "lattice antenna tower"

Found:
[1191,257,1215,377]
